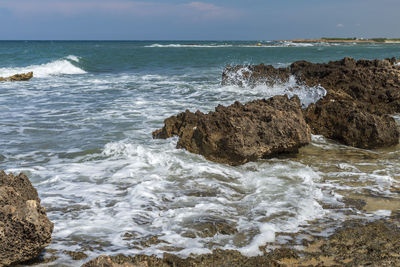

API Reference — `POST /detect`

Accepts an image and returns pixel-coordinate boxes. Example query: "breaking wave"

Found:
[145,42,343,48]
[145,43,233,48]
[0,55,86,78]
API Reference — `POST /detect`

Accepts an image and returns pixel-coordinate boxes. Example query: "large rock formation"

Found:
[305,93,399,149]
[0,72,33,81]
[290,57,400,114]
[222,58,400,149]
[0,171,53,266]
[153,95,311,166]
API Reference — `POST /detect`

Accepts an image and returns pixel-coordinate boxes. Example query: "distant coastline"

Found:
[282,37,400,44]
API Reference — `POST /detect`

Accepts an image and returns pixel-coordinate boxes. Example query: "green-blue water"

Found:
[1,41,399,265]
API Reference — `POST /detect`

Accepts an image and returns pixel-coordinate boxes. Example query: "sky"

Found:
[0,0,399,40]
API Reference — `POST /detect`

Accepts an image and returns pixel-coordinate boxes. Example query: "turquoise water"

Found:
[1,41,400,265]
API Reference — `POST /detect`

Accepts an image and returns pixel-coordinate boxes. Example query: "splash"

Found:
[222,65,326,108]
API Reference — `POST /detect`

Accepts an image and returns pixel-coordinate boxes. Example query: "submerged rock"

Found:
[222,57,400,149]
[0,171,53,266]
[82,220,400,267]
[0,72,33,81]
[153,95,311,166]
[82,250,281,267]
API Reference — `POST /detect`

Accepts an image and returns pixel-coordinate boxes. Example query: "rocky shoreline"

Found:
[155,57,400,165]
[81,217,400,267]
[4,169,398,267]
[2,57,400,266]
[282,38,400,44]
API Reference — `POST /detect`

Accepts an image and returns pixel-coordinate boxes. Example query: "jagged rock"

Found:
[0,72,33,81]
[222,57,400,114]
[305,93,399,148]
[222,57,400,149]
[153,95,311,166]
[0,171,53,266]
[290,57,400,114]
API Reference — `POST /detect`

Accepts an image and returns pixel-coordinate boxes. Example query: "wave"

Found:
[0,55,86,78]
[31,139,331,258]
[144,42,344,48]
[145,43,234,48]
[65,55,80,62]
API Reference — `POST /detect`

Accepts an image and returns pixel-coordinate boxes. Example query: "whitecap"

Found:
[66,55,80,62]
[145,43,233,48]
[0,57,86,78]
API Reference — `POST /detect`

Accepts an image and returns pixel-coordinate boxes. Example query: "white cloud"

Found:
[336,23,344,27]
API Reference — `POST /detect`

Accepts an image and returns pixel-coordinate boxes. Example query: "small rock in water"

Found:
[0,71,33,81]
[153,95,311,166]
[0,170,53,266]
[64,250,88,261]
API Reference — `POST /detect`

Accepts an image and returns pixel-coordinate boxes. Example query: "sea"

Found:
[1,40,399,266]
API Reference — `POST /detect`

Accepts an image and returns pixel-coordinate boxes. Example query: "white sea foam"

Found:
[144,42,343,48]
[66,55,80,62]
[220,74,326,108]
[145,43,233,48]
[280,41,315,47]
[15,139,335,258]
[0,56,86,78]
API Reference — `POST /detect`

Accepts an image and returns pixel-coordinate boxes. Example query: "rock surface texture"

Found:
[82,220,400,267]
[0,72,33,81]
[153,95,311,166]
[222,57,400,149]
[0,171,53,266]
[305,94,399,149]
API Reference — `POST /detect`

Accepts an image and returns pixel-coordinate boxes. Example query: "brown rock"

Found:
[222,57,400,114]
[222,57,400,149]
[153,95,311,166]
[82,254,164,267]
[82,219,400,267]
[82,250,280,267]
[290,57,400,114]
[305,94,399,148]
[0,171,53,266]
[0,72,33,81]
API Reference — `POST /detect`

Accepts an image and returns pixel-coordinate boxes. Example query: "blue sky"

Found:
[1,0,399,40]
